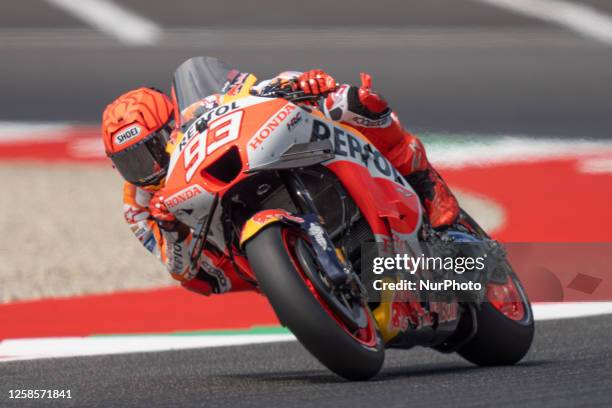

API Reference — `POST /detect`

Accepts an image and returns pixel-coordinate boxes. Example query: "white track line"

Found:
[0,121,72,142]
[475,0,612,45]
[1,303,611,362]
[533,302,612,321]
[0,334,296,362]
[44,0,161,46]
[427,137,612,169]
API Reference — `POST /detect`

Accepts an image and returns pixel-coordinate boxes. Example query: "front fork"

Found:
[279,170,354,286]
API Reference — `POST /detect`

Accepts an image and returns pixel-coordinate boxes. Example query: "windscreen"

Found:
[171,56,239,122]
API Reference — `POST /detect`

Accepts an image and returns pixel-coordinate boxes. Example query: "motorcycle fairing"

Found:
[239,209,305,248]
[244,106,422,238]
[164,97,290,225]
[165,95,422,239]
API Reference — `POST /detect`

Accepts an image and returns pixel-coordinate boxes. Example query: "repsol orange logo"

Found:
[249,104,296,149]
[114,125,141,145]
[165,185,204,209]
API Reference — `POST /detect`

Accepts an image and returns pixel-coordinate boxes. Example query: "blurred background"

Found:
[1,0,611,313]
[4,0,612,135]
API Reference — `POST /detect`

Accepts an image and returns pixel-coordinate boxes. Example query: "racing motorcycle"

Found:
[162,56,534,380]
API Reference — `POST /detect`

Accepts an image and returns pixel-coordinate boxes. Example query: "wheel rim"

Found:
[281,228,379,348]
[486,275,526,321]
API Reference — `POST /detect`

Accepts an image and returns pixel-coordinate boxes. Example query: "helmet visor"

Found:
[109,126,171,186]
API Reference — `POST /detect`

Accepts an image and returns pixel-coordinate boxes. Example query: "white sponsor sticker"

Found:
[308,224,328,250]
[114,125,142,145]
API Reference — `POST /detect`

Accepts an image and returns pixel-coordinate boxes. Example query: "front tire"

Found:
[245,224,384,380]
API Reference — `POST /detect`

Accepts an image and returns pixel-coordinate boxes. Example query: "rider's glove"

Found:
[149,192,177,230]
[324,72,392,128]
[295,69,337,95]
[357,73,388,114]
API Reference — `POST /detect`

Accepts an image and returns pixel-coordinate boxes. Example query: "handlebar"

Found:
[252,79,335,104]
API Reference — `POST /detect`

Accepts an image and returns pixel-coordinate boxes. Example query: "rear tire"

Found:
[458,270,534,366]
[245,224,384,380]
[456,209,534,365]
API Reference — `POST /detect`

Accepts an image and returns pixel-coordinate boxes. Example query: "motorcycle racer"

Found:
[101,70,459,297]
[102,87,244,296]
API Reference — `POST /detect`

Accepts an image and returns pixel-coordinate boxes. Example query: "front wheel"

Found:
[458,267,534,366]
[245,224,384,380]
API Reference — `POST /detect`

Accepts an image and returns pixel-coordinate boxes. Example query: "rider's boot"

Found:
[403,163,459,229]
[358,118,459,229]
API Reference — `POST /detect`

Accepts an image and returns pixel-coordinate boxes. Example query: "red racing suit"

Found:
[122,71,459,296]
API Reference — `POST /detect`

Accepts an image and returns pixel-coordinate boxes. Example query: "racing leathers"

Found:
[122,69,459,296]
[123,182,253,295]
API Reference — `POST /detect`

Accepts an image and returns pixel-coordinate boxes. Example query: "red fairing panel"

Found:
[327,161,421,236]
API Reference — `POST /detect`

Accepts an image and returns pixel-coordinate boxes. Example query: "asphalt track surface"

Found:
[1,0,611,138]
[1,314,611,407]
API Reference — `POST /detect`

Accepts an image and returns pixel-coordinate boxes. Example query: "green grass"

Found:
[91,325,289,338]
